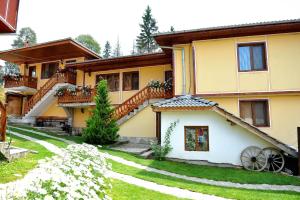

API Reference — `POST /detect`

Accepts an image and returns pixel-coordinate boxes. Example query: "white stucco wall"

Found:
[161,110,275,166]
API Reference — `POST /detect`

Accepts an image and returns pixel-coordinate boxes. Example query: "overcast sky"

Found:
[0,0,299,64]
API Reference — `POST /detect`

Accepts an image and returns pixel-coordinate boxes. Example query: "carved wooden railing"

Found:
[4,75,38,89]
[58,88,96,104]
[0,102,6,142]
[113,86,173,120]
[24,70,76,114]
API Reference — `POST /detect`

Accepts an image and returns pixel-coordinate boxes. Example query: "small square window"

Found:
[185,126,209,151]
[240,100,269,127]
[238,43,267,71]
[123,71,139,91]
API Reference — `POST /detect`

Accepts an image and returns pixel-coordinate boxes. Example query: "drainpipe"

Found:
[160,46,186,95]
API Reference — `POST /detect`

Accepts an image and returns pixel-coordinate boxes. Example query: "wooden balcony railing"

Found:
[24,70,77,114]
[57,88,96,104]
[113,86,173,120]
[4,75,38,89]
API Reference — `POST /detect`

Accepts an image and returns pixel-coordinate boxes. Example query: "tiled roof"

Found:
[152,95,217,108]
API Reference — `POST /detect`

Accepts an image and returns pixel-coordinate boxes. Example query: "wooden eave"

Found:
[154,19,300,46]
[0,0,20,33]
[66,53,172,72]
[0,38,100,64]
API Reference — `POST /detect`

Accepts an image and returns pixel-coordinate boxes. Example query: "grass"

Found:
[100,148,300,186]
[111,179,186,200]
[0,135,53,183]
[109,159,300,200]
[8,126,68,148]
[11,125,85,144]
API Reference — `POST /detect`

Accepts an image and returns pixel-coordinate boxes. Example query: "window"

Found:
[185,126,209,151]
[65,59,76,64]
[41,62,59,79]
[28,66,36,77]
[96,73,119,92]
[165,71,173,82]
[123,71,139,91]
[238,43,267,71]
[240,100,269,127]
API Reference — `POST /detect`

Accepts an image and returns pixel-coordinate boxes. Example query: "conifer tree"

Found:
[131,40,137,55]
[83,80,119,144]
[136,6,158,53]
[113,37,122,57]
[102,41,112,58]
[170,26,175,32]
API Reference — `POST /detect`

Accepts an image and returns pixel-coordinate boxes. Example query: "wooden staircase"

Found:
[24,70,76,115]
[114,86,173,122]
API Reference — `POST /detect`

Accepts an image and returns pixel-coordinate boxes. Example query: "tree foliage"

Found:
[75,34,101,54]
[83,80,119,144]
[102,41,112,58]
[136,6,159,54]
[12,27,37,48]
[170,26,175,32]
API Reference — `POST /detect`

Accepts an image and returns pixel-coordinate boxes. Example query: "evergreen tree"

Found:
[131,40,137,55]
[170,26,175,32]
[12,27,37,48]
[113,37,122,57]
[136,6,159,54]
[83,80,119,144]
[75,34,101,54]
[102,41,112,58]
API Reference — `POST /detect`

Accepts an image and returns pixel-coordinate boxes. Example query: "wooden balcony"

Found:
[57,88,96,104]
[4,75,38,90]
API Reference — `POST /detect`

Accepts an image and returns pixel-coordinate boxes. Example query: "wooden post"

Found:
[0,102,7,142]
[297,127,300,175]
[156,112,161,144]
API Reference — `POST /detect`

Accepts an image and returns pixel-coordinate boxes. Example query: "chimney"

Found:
[24,41,29,47]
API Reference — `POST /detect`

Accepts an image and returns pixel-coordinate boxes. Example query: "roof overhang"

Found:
[66,53,172,72]
[0,0,20,33]
[0,38,101,65]
[154,19,300,46]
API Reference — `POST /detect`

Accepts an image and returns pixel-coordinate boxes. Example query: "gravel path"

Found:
[3,131,227,200]
[9,126,75,145]
[102,152,300,193]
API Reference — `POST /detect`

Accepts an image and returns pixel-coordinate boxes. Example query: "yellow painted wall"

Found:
[206,95,300,148]
[118,105,156,138]
[40,100,67,117]
[81,64,172,105]
[191,33,300,94]
[73,107,94,128]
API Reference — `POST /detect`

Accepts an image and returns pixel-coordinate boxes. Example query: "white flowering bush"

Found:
[3,144,112,200]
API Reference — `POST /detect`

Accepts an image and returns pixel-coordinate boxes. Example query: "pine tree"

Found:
[102,41,112,58]
[136,6,159,54]
[113,37,122,57]
[170,26,175,32]
[83,80,119,144]
[131,40,137,55]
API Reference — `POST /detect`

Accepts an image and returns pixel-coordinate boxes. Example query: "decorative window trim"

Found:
[184,126,209,152]
[237,42,268,72]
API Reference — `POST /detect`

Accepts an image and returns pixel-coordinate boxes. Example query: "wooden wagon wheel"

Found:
[240,146,267,171]
[262,147,285,172]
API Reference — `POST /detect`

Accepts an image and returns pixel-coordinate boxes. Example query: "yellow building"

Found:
[1,19,300,150]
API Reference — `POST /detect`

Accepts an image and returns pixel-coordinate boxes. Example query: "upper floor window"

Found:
[185,126,209,151]
[41,62,59,79]
[238,43,267,71]
[240,100,269,127]
[123,71,139,91]
[65,59,77,64]
[28,66,36,77]
[96,73,119,92]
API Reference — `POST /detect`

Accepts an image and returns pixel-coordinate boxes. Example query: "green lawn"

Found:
[11,125,84,144]
[0,135,53,183]
[101,148,300,186]
[109,159,300,200]
[111,179,186,200]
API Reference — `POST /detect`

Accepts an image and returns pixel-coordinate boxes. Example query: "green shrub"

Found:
[82,80,119,144]
[151,120,178,160]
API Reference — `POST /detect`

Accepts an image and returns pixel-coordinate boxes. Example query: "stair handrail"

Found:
[113,85,172,120]
[24,70,76,114]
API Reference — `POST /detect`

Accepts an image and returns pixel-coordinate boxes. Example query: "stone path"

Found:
[4,130,227,200]
[102,152,300,193]
[9,126,75,144]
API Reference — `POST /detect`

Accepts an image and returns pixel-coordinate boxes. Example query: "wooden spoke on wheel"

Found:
[262,147,285,173]
[240,146,267,171]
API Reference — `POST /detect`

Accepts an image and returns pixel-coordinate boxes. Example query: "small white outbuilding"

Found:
[152,95,297,166]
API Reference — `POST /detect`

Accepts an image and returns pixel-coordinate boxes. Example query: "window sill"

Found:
[238,69,268,73]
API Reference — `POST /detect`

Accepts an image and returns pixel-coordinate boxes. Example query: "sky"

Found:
[0,0,299,65]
